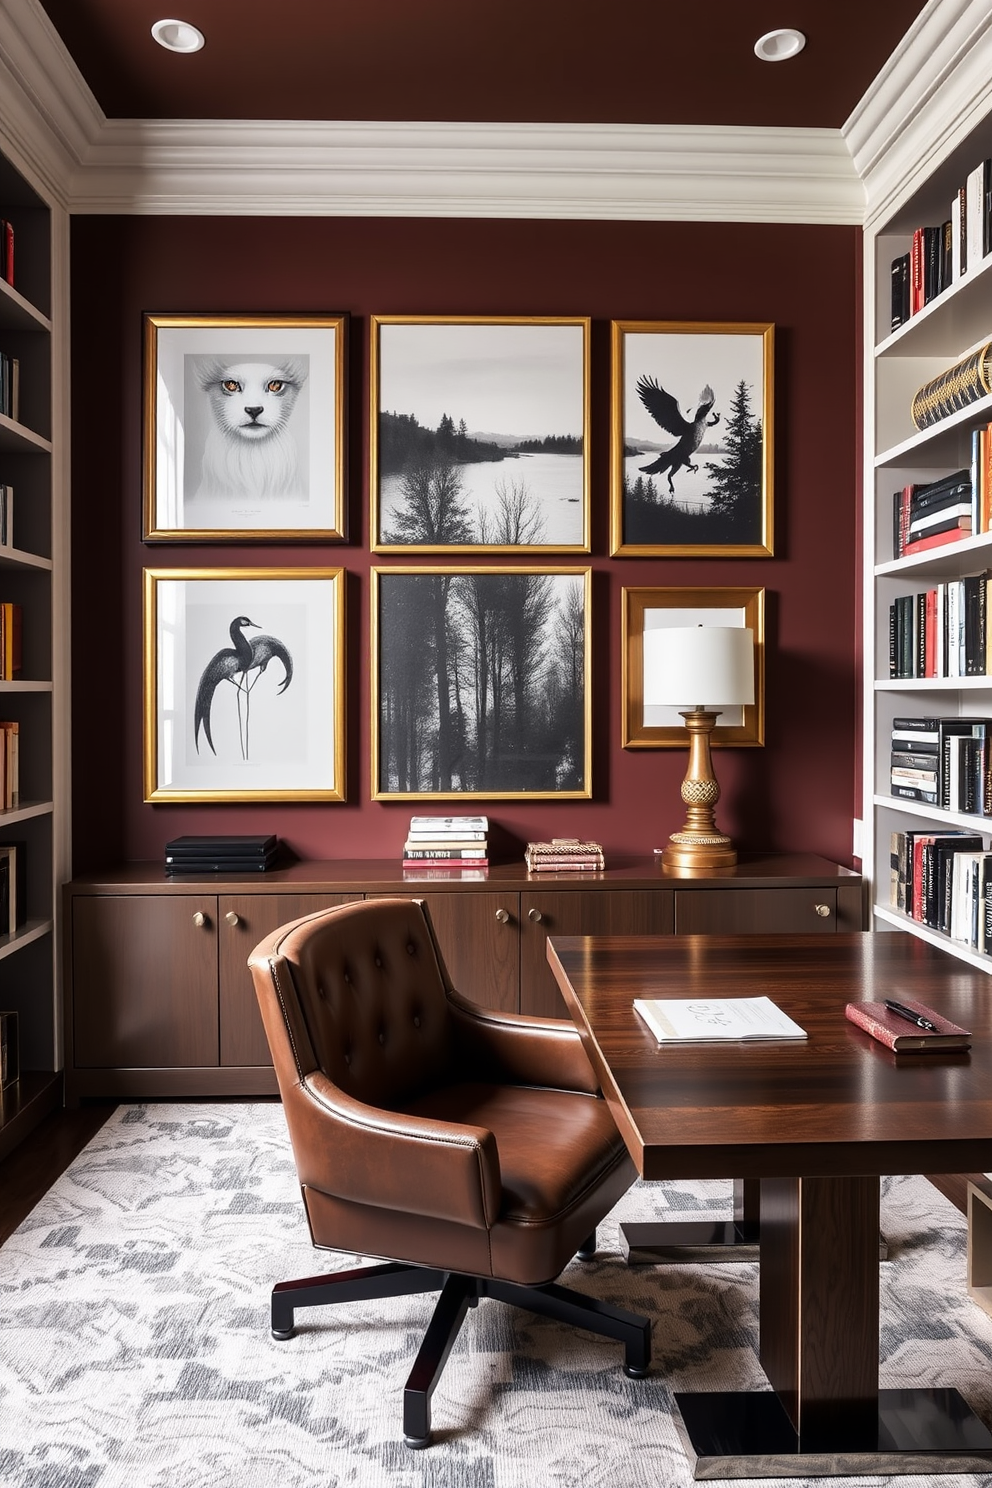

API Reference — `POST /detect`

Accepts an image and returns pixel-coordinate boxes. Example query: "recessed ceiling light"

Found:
[151,18,205,53]
[754,28,806,62]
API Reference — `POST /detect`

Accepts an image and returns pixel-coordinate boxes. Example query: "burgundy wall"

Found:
[69,215,861,872]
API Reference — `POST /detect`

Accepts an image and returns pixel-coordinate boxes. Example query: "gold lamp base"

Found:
[658,708,738,873]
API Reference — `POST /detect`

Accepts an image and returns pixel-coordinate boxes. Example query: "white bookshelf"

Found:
[865,108,992,973]
[0,140,68,1157]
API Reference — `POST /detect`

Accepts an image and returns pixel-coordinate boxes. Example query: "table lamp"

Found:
[642,624,755,872]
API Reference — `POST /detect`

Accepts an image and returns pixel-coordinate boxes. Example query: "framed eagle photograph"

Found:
[610,321,774,558]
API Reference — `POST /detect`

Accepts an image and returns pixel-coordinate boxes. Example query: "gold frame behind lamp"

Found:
[610,320,774,557]
[143,312,348,543]
[622,586,765,748]
[143,566,346,802]
[369,314,591,554]
[371,565,592,799]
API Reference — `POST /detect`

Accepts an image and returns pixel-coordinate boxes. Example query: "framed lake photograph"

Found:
[372,566,591,798]
[143,313,347,542]
[611,321,774,557]
[622,585,765,748]
[370,316,590,552]
[143,567,346,802]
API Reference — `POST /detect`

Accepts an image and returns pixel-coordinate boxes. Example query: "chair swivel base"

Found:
[270,1250,651,1448]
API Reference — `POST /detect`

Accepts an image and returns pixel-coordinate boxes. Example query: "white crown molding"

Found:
[70,118,864,222]
[0,0,864,223]
[844,0,992,229]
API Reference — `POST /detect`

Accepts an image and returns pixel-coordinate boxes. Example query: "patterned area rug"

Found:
[2,1103,992,1488]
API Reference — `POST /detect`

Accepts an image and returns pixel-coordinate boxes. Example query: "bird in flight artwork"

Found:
[635,376,720,494]
[194,614,293,761]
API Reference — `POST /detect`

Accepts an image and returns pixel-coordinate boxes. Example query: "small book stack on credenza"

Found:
[164,834,280,874]
[402,816,489,869]
[524,837,605,872]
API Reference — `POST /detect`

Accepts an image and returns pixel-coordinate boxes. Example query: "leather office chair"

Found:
[247,896,651,1447]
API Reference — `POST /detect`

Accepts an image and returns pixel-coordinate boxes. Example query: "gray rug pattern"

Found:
[2,1104,992,1488]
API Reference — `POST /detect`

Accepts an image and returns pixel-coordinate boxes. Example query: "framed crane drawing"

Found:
[143,567,346,802]
[610,321,774,557]
[143,313,348,543]
[370,316,590,553]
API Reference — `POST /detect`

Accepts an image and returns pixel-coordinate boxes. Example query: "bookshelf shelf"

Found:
[0,275,50,335]
[0,414,51,456]
[865,90,992,975]
[0,546,51,573]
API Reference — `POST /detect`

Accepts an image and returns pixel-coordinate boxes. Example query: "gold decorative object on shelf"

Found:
[911,341,992,430]
[643,625,755,872]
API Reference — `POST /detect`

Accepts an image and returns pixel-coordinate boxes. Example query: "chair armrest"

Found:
[447,989,601,1096]
[291,1070,502,1229]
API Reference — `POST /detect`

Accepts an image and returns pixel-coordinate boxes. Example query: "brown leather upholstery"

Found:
[249,897,637,1286]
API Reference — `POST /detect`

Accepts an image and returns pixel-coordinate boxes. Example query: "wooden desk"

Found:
[547,931,992,1478]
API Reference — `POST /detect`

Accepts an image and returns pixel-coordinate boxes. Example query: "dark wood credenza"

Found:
[61,853,863,1103]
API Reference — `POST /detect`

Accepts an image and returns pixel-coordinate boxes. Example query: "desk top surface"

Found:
[547,931,992,1182]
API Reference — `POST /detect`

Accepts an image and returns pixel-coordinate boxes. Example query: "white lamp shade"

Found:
[643,625,755,709]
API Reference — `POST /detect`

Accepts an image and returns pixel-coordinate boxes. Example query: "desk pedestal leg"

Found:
[673,1175,992,1477]
[621,1178,760,1265]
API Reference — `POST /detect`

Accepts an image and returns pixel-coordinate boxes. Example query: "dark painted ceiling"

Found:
[37,0,927,127]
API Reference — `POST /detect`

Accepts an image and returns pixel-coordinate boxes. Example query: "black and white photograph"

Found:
[371,317,590,552]
[611,321,774,557]
[143,567,345,801]
[373,566,591,798]
[143,314,347,542]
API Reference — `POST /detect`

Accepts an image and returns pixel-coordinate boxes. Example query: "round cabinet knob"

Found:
[192,911,207,928]
[814,903,832,918]
[495,908,510,924]
[528,908,544,923]
[225,911,240,927]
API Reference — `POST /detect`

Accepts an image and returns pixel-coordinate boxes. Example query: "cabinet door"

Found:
[72,895,219,1068]
[368,891,520,1012]
[675,887,839,935]
[520,889,675,1017]
[218,893,361,1067]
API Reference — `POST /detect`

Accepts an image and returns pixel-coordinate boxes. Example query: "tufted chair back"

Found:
[269,896,455,1109]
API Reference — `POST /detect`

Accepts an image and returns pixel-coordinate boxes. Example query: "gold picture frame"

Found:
[372,565,592,798]
[370,315,591,553]
[143,313,348,542]
[611,320,774,557]
[143,567,346,801]
[622,585,765,748]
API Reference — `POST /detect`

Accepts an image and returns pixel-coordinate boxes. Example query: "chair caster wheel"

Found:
[404,1433,432,1450]
[576,1249,596,1262]
[271,1326,295,1340]
[624,1363,650,1379]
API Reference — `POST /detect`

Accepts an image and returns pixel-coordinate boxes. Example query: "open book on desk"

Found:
[633,996,807,1044]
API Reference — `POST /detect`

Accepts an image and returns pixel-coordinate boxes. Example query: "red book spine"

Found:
[924,587,937,676]
[910,228,926,314]
[901,525,970,556]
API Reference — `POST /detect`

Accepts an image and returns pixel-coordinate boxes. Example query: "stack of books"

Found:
[890,715,992,811]
[889,827,992,949]
[402,816,489,869]
[892,467,976,558]
[890,155,992,333]
[164,834,280,874]
[524,837,605,872]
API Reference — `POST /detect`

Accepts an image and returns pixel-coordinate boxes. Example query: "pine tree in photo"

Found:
[705,379,762,535]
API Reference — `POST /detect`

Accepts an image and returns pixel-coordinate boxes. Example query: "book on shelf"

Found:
[0,219,12,288]
[0,601,22,680]
[633,995,806,1044]
[0,353,19,423]
[0,720,20,809]
[0,840,26,932]
[0,484,12,547]
[525,838,605,871]
[845,999,971,1053]
[966,158,992,270]
[891,252,910,330]
[408,815,488,838]
[0,1009,18,1088]
[952,186,968,280]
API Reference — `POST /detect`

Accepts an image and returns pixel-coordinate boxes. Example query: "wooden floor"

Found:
[0,1103,116,1245]
[0,1103,981,1250]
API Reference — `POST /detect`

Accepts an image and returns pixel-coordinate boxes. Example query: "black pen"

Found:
[885,998,937,1032]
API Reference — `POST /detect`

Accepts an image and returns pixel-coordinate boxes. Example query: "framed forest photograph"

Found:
[621,584,765,748]
[143,567,346,802]
[372,566,591,799]
[143,313,347,543]
[370,316,590,553]
[611,321,774,557]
